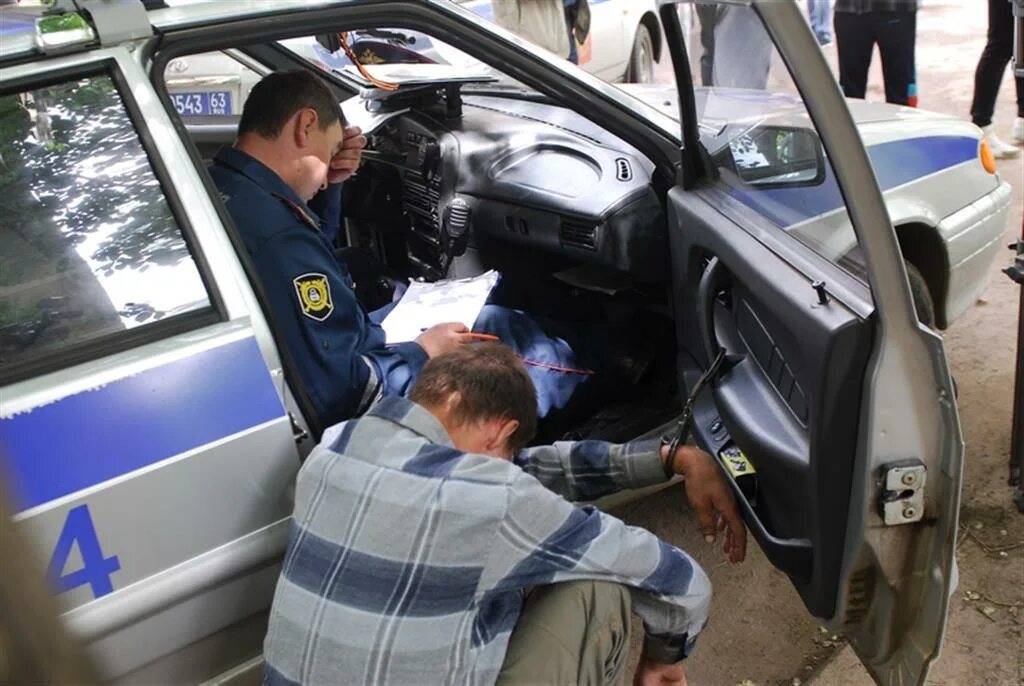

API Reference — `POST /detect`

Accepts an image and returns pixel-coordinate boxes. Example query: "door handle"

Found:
[697,256,744,370]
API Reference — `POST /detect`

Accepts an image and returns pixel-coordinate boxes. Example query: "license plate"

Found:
[170,91,233,116]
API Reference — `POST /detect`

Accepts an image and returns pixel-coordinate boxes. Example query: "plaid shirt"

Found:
[834,0,919,12]
[264,396,711,686]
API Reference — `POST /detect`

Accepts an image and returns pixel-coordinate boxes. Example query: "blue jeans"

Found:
[807,0,832,45]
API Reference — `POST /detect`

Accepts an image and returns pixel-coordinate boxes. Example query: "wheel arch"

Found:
[895,222,950,329]
[639,11,662,62]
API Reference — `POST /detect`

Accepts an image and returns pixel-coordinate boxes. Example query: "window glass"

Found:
[165,51,262,119]
[0,73,212,369]
[276,33,534,95]
[620,2,866,281]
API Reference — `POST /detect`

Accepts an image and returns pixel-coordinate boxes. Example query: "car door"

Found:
[585,0,627,79]
[656,2,961,684]
[0,35,305,684]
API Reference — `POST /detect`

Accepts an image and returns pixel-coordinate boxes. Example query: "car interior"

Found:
[171,32,687,447]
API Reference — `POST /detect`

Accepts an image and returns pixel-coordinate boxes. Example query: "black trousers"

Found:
[834,10,916,105]
[970,0,1024,127]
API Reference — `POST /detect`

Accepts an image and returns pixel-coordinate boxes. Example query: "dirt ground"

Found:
[614,3,1024,685]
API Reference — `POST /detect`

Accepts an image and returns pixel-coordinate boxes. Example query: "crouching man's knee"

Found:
[497,580,632,686]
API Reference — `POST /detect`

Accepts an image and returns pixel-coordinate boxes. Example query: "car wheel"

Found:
[906,261,936,328]
[626,24,655,84]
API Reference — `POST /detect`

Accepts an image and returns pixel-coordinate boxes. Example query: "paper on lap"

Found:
[381,270,500,344]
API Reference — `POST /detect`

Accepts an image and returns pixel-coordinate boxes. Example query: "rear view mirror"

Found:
[720,125,825,188]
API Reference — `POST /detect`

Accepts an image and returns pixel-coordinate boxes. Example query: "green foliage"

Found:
[0,74,194,362]
[37,12,91,34]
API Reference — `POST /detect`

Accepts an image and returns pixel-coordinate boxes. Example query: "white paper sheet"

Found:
[381,271,500,344]
[340,95,409,135]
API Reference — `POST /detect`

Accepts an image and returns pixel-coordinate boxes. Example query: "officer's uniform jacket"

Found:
[210,147,428,425]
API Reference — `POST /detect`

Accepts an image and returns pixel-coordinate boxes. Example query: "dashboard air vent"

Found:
[615,157,633,182]
[559,217,598,251]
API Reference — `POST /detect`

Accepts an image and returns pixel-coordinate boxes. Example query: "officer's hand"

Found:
[327,126,367,185]
[668,445,747,564]
[416,322,473,358]
[634,658,687,686]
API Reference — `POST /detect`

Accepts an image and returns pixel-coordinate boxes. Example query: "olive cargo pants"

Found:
[496,580,632,686]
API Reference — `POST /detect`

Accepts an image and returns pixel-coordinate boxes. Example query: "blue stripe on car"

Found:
[729,135,978,228]
[0,337,286,512]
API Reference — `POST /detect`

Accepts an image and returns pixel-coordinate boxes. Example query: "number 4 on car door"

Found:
[657,2,961,685]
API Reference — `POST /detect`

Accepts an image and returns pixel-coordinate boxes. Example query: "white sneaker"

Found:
[1013,117,1024,144]
[982,125,1020,159]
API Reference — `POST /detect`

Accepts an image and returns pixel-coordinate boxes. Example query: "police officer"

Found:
[210,71,472,426]
[210,71,599,431]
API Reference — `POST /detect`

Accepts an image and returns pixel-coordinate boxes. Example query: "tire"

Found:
[904,261,955,395]
[905,262,936,328]
[626,24,655,84]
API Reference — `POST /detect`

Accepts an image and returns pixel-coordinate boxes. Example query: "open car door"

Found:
[657,2,962,684]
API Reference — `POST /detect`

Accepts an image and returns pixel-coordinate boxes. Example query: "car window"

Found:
[619,3,866,281]
[0,72,212,373]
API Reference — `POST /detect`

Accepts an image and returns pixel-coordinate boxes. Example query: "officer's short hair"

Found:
[238,70,346,139]
[411,343,537,452]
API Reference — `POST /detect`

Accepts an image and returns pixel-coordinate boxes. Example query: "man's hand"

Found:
[666,445,747,563]
[634,658,687,686]
[327,125,367,185]
[415,322,474,358]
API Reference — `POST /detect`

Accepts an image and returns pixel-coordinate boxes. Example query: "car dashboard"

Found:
[354,94,666,281]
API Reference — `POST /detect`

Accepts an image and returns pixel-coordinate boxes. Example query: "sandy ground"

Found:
[614,2,1024,685]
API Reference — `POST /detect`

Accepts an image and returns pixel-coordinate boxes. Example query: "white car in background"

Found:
[457,0,664,83]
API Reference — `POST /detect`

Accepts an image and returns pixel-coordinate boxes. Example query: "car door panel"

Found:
[0,46,303,682]
[587,0,627,79]
[668,185,872,614]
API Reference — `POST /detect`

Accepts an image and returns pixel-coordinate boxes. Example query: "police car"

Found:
[0,1,988,683]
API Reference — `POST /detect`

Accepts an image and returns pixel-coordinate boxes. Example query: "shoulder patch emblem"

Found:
[293,273,333,321]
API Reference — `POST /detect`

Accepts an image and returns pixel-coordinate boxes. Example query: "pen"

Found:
[419,328,500,342]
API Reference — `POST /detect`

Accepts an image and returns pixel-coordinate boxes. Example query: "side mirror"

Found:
[717,125,825,189]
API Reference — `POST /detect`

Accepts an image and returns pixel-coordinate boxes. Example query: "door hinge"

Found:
[878,460,927,525]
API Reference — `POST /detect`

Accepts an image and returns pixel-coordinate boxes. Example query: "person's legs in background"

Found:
[874,10,916,105]
[807,0,832,46]
[564,1,579,64]
[1013,73,1024,143]
[696,4,718,86]
[711,5,772,90]
[834,11,874,100]
[970,0,1020,156]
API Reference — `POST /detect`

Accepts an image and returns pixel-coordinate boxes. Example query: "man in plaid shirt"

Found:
[264,343,746,685]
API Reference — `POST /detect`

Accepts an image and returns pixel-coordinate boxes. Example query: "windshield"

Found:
[278,32,534,93]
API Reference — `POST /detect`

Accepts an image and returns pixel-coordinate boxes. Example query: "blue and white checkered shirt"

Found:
[264,396,711,686]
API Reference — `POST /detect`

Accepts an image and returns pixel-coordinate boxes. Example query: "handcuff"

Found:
[660,348,728,480]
